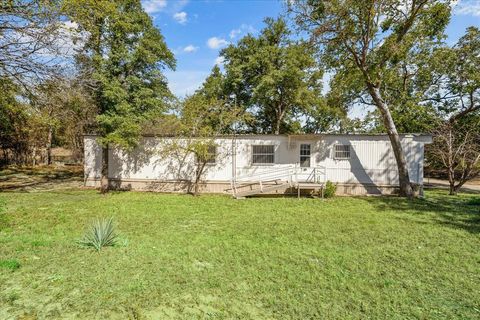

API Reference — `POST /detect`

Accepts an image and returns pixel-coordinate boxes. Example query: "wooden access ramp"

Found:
[233,181,291,199]
[229,166,327,199]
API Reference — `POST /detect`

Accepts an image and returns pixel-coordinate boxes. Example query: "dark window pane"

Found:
[334,145,350,159]
[252,145,275,164]
[206,146,216,163]
[300,144,311,156]
[198,146,216,164]
[265,155,274,163]
[300,156,310,167]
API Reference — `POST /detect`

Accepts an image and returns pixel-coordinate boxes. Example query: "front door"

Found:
[297,144,311,182]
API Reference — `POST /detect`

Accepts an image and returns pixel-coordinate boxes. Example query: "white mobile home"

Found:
[84,133,432,197]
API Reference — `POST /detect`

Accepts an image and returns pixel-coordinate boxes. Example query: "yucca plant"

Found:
[79,217,118,251]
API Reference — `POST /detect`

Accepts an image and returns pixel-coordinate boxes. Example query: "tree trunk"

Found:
[2,148,7,165]
[447,163,456,195]
[274,118,281,135]
[100,145,109,194]
[367,85,413,198]
[449,184,456,196]
[274,106,285,135]
[32,146,36,166]
[453,180,468,195]
[46,127,53,165]
[193,162,207,196]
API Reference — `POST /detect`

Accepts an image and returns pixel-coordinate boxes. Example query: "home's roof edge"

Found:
[83,133,432,138]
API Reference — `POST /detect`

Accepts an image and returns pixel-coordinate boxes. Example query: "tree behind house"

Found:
[0,0,63,85]
[64,0,175,192]
[425,27,480,194]
[290,0,451,198]
[220,17,327,134]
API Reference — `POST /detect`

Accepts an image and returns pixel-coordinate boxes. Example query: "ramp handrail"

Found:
[230,165,326,197]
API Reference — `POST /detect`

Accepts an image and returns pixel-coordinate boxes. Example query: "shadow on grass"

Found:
[0,166,83,192]
[358,189,480,234]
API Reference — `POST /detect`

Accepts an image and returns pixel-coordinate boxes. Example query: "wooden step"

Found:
[296,182,324,188]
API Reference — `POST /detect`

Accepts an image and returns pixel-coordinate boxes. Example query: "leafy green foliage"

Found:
[292,0,451,135]
[422,27,480,191]
[291,0,452,197]
[64,0,176,149]
[323,180,337,198]
[0,78,33,165]
[219,18,334,134]
[0,259,20,271]
[79,217,118,251]
[160,94,243,195]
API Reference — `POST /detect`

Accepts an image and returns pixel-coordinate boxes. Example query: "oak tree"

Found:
[64,0,175,192]
[290,0,451,197]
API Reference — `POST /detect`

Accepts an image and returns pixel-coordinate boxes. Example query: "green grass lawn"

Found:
[0,189,479,319]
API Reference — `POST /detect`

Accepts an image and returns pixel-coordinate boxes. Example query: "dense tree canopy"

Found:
[219,18,338,134]
[64,0,176,148]
[63,0,176,191]
[290,0,452,197]
[425,27,480,193]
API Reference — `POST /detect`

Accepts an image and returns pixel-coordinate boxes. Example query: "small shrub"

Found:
[0,259,20,271]
[79,217,118,251]
[323,180,337,198]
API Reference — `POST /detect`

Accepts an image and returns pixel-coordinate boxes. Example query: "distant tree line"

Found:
[0,0,478,196]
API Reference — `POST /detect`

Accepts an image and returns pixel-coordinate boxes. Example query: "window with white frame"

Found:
[197,145,216,164]
[252,145,275,164]
[334,144,351,159]
[300,144,311,167]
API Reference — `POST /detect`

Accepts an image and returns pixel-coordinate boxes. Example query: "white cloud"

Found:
[173,11,188,24]
[165,70,209,97]
[207,37,229,49]
[229,29,241,39]
[454,0,480,16]
[171,0,189,13]
[229,24,257,39]
[215,56,225,66]
[183,44,198,53]
[142,0,167,14]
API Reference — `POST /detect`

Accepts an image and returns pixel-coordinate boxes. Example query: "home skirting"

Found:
[85,178,422,196]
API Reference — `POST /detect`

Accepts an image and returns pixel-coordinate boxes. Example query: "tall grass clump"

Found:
[0,259,20,271]
[79,217,118,251]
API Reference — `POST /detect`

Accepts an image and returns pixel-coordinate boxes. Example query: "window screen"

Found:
[300,144,311,167]
[198,145,216,164]
[334,144,351,159]
[252,145,275,164]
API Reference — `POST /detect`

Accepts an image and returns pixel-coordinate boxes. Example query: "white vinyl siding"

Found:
[84,134,428,189]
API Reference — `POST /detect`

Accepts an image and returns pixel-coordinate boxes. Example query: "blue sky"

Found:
[141,0,480,98]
